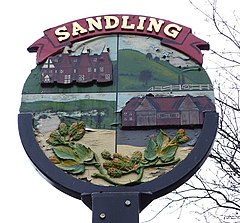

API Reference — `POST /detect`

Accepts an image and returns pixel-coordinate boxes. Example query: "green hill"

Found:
[117,49,212,91]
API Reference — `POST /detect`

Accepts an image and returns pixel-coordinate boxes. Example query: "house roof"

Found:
[43,48,111,70]
[123,94,215,113]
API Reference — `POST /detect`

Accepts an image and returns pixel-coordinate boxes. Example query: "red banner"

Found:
[28,14,209,65]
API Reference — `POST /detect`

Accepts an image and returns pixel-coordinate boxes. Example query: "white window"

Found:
[157,112,179,119]
[64,74,71,84]
[170,113,180,118]
[79,75,85,81]
[44,75,50,83]
[105,73,111,80]
[88,67,92,72]
[100,66,104,72]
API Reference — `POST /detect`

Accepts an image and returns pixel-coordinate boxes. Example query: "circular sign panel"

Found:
[19,15,218,201]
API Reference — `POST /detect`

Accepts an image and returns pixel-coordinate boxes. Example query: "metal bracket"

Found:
[82,192,153,223]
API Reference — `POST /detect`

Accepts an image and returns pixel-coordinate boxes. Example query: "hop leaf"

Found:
[56,160,85,174]
[159,143,178,163]
[156,130,170,148]
[144,138,157,161]
[53,146,78,161]
[74,144,94,162]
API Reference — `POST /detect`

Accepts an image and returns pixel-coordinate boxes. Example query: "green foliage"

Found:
[74,144,94,162]
[46,121,189,185]
[96,129,188,184]
[144,138,157,161]
[53,146,77,160]
[47,121,86,146]
[54,144,94,174]
[46,121,95,174]
[144,129,189,163]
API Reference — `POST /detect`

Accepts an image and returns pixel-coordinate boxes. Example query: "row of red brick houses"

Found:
[41,46,113,84]
[121,94,215,127]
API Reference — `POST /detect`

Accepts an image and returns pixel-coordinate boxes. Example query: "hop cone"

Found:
[107,167,122,178]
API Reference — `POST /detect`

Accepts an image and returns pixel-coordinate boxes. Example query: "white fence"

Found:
[147,84,213,92]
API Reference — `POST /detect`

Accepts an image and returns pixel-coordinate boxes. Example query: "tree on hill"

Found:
[139,70,153,86]
[146,53,153,60]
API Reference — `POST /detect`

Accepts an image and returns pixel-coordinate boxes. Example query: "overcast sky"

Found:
[1,0,238,223]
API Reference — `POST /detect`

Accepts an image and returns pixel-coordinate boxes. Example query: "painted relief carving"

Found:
[122,94,215,128]
[21,32,215,186]
[45,120,189,185]
[41,46,112,85]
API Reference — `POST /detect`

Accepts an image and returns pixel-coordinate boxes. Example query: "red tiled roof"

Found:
[123,94,215,112]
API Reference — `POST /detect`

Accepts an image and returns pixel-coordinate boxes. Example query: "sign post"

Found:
[19,14,218,223]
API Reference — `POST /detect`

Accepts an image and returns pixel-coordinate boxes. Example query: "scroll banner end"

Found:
[27,36,64,63]
[162,33,210,65]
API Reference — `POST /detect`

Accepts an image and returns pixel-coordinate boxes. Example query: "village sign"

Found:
[18,14,218,223]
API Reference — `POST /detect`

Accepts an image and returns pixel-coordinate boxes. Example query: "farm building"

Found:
[121,94,215,128]
[41,46,112,84]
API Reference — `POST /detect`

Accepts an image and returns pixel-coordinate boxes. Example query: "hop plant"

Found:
[121,155,131,163]
[112,158,126,170]
[131,151,143,164]
[176,129,188,144]
[102,151,145,178]
[103,160,114,170]
[71,129,85,141]
[58,123,68,136]
[113,153,123,160]
[178,135,188,143]
[47,130,64,145]
[177,129,185,135]
[68,122,86,141]
[101,150,112,160]
[107,167,122,178]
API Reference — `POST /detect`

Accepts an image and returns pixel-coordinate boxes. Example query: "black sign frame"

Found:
[18,111,218,212]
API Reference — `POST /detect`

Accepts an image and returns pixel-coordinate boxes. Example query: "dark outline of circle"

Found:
[18,111,218,206]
